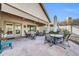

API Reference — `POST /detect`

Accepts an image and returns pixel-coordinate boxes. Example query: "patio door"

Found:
[15,24,21,36]
[5,22,14,37]
[27,25,36,32]
[5,22,22,37]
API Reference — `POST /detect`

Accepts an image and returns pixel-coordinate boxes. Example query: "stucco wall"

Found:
[0,12,4,30]
[1,12,47,37]
[1,12,38,36]
[38,26,46,32]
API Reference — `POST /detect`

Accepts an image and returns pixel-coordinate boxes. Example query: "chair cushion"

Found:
[1,41,12,47]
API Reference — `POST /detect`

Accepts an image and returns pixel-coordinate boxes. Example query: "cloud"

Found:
[64,8,77,12]
[65,9,75,11]
[63,8,79,14]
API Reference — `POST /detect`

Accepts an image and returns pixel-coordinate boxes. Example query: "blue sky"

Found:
[43,3,79,22]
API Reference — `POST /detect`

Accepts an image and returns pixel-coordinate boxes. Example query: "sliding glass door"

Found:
[5,22,22,37]
[27,25,36,32]
[5,22,14,37]
[15,24,21,36]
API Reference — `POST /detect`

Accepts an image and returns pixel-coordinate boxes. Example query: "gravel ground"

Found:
[0,36,79,56]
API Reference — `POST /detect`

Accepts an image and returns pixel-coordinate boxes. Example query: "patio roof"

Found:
[39,3,51,22]
[1,3,50,25]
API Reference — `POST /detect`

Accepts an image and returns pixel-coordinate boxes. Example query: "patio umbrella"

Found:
[53,15,59,32]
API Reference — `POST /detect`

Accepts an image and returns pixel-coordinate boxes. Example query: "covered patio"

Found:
[0,36,79,56]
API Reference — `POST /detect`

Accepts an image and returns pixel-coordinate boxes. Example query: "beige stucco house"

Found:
[0,3,50,38]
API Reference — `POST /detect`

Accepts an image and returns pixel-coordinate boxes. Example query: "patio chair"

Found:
[44,34,54,47]
[35,30,39,36]
[64,34,71,46]
[0,40,12,54]
[42,30,46,36]
[39,32,43,36]
[35,30,46,36]
[24,30,29,38]
[55,32,64,44]
[38,31,45,36]
[30,33,36,40]
[1,41,12,49]
[60,34,71,49]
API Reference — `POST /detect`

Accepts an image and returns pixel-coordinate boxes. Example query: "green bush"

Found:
[62,29,70,38]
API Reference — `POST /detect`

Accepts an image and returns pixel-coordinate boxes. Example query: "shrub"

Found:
[62,29,70,38]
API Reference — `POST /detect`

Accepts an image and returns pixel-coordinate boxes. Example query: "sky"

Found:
[43,3,79,22]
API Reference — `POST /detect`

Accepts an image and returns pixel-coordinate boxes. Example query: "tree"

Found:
[67,17,73,33]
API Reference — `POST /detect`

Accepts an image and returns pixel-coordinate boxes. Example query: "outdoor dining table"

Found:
[27,32,36,35]
[50,34,64,44]
[26,32,36,40]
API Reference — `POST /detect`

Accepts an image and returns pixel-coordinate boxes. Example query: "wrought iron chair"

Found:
[30,33,36,40]
[64,34,71,47]
[42,30,46,36]
[24,30,29,38]
[35,30,39,36]
[44,34,54,47]
[60,34,71,49]
[55,32,64,44]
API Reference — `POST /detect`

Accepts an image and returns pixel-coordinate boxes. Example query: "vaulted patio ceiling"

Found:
[0,3,50,25]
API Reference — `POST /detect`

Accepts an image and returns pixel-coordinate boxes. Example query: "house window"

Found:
[27,25,36,32]
[6,23,13,35]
